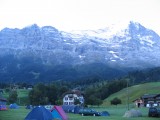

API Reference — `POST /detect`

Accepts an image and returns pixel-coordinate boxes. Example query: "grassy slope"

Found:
[102,82,160,106]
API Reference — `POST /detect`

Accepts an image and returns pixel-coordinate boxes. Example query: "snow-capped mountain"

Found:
[0,21,160,83]
[62,21,160,68]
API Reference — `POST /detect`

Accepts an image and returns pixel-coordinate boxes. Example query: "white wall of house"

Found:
[63,93,84,105]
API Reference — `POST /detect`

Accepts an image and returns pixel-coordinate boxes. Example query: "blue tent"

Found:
[100,111,110,116]
[9,103,19,109]
[25,106,52,120]
[74,106,81,114]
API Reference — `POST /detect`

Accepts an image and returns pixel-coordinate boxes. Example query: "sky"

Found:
[0,0,160,34]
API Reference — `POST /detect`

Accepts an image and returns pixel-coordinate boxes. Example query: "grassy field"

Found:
[0,105,159,120]
[0,106,29,120]
[3,89,30,105]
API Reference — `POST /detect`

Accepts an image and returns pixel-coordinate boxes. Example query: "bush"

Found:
[110,97,121,106]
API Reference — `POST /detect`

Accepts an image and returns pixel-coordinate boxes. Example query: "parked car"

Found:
[148,107,160,117]
[79,108,101,116]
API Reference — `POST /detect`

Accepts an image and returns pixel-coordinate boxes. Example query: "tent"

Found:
[0,105,7,111]
[62,105,81,114]
[0,96,7,111]
[100,111,110,116]
[74,106,81,114]
[25,106,52,120]
[51,106,68,120]
[123,109,142,118]
[9,103,19,109]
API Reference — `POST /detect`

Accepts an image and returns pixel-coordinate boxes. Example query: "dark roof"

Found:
[0,89,3,92]
[132,98,141,102]
[0,98,7,101]
[0,93,7,101]
[63,90,84,97]
[141,94,160,99]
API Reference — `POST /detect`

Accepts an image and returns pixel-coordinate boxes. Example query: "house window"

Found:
[69,102,74,105]
[69,98,73,100]
[64,102,68,105]
[65,97,68,100]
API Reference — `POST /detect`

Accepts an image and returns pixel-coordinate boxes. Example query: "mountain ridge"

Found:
[0,21,160,83]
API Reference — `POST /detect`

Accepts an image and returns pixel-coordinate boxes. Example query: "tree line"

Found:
[4,79,127,106]
[3,66,160,106]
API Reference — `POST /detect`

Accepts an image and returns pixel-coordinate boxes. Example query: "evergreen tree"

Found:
[8,90,18,103]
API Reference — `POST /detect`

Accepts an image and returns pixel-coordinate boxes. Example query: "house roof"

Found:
[0,89,3,92]
[0,94,7,101]
[141,94,160,99]
[0,98,7,101]
[132,98,141,102]
[63,90,84,97]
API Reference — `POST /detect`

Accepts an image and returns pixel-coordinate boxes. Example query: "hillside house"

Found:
[0,89,3,94]
[142,94,160,107]
[27,85,33,90]
[63,90,84,106]
[0,94,7,105]
[133,94,160,107]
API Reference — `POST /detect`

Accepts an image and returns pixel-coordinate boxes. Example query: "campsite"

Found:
[1,82,160,120]
[0,105,158,120]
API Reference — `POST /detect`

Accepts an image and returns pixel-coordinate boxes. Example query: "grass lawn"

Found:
[0,105,159,120]
[0,106,29,120]
[3,89,30,105]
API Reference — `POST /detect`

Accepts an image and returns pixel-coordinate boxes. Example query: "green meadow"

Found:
[0,105,158,120]
[3,89,30,105]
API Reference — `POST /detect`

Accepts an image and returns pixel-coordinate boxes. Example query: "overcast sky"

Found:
[0,0,160,34]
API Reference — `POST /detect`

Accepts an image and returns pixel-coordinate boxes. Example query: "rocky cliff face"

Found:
[0,21,160,83]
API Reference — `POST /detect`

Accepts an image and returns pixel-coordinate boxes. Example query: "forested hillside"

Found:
[127,67,160,84]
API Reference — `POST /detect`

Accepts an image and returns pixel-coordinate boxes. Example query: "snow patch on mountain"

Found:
[69,21,129,39]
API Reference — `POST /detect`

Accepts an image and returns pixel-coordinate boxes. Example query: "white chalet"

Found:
[63,90,84,106]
